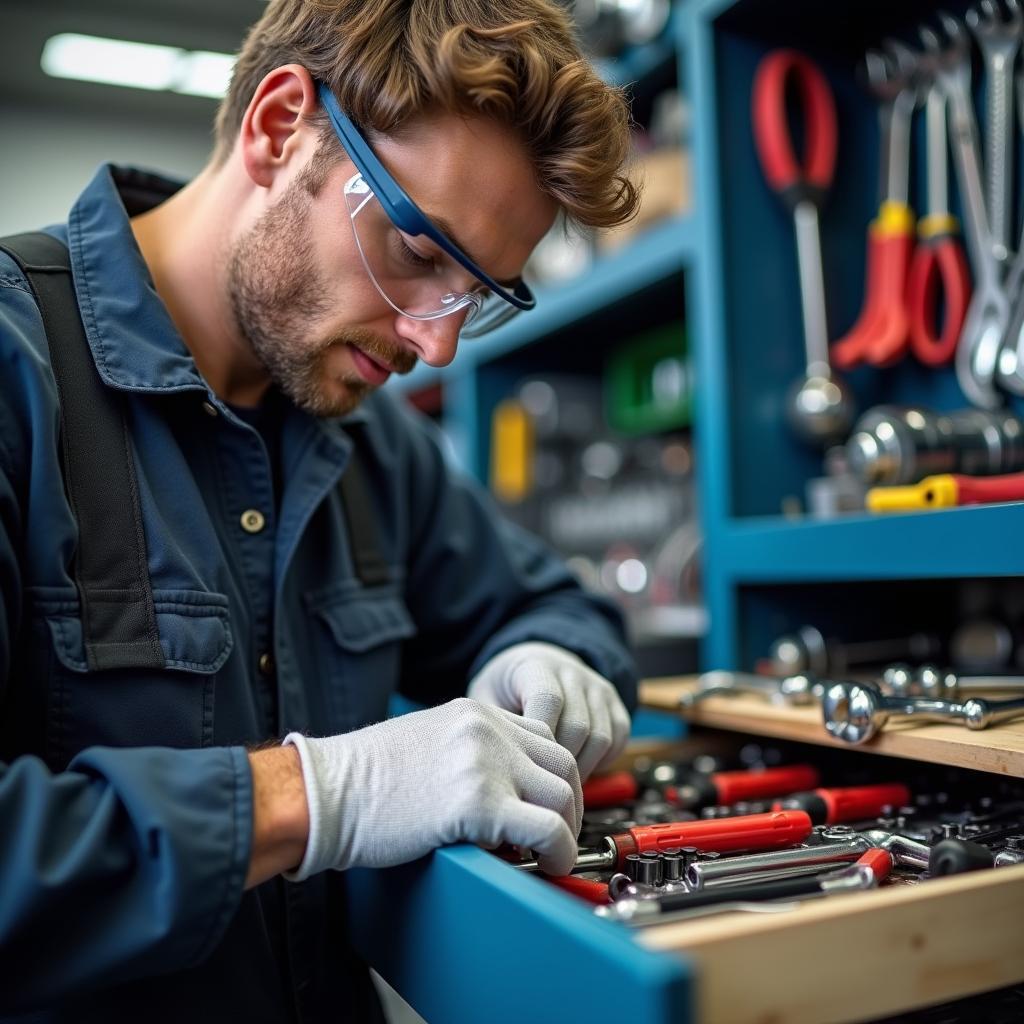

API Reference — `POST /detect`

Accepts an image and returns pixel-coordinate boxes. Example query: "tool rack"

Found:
[369,0,1024,1020]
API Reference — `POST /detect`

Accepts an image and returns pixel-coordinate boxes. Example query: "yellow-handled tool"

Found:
[867,471,1024,511]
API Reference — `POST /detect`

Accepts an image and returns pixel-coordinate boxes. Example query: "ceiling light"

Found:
[41,33,234,98]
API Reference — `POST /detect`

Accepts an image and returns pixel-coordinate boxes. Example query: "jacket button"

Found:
[258,652,275,676]
[240,509,266,534]
[201,400,219,417]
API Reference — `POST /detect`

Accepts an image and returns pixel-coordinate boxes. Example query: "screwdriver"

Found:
[867,471,1024,512]
[772,782,911,825]
[582,764,820,810]
[515,810,813,875]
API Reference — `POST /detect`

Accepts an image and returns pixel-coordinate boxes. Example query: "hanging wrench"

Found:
[906,41,972,365]
[967,0,1023,269]
[995,68,1024,392]
[927,17,1008,408]
[832,47,918,368]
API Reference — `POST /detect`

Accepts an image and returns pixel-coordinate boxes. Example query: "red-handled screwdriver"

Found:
[772,782,911,825]
[582,764,821,810]
[515,810,813,875]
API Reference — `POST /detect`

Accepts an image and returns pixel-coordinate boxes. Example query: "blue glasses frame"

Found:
[317,82,536,314]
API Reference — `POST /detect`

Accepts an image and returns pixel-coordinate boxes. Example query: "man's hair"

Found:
[213,0,639,228]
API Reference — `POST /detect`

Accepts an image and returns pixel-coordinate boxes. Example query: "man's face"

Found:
[227,111,558,417]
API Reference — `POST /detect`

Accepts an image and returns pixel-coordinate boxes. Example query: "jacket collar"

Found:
[65,163,367,426]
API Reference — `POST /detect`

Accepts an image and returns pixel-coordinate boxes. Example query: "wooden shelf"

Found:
[639,677,1024,778]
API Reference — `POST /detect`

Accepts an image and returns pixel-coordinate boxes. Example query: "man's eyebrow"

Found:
[420,211,522,289]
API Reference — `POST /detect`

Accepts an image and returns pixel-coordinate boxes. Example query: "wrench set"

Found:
[754,3,1024,512]
[514,752,1024,930]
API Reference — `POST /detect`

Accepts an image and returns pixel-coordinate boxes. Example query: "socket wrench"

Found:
[597,850,891,923]
[822,678,1024,743]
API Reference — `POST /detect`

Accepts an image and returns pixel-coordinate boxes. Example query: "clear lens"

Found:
[344,174,520,335]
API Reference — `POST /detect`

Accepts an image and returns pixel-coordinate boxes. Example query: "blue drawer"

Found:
[348,845,693,1024]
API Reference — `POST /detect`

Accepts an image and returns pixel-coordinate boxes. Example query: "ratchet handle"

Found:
[752,50,838,209]
[701,764,820,805]
[774,782,911,825]
[611,810,813,866]
[582,771,639,808]
[907,216,971,367]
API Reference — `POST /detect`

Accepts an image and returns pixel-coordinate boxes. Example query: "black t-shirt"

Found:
[228,389,287,511]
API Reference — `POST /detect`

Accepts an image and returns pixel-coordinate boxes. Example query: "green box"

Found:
[605,322,692,435]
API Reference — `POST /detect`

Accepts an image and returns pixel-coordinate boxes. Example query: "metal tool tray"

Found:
[347,698,1024,1024]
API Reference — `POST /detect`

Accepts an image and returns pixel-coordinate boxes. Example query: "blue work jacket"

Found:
[0,166,637,1023]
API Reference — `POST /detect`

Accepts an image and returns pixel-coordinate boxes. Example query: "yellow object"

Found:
[871,200,915,238]
[918,213,960,239]
[867,475,959,512]
[490,399,533,503]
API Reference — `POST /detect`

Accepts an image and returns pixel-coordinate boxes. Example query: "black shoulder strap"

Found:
[338,453,390,587]
[0,232,164,670]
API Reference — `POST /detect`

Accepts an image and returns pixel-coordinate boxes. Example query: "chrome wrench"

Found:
[995,68,1024,391]
[928,17,1008,409]
[822,678,1024,743]
[968,0,1023,267]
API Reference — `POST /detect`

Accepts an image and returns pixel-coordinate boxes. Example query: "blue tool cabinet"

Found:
[374,1,1024,1021]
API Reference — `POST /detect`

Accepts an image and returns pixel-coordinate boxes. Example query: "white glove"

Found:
[467,642,631,782]
[283,698,582,880]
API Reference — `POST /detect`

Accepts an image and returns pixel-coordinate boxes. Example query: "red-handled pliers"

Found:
[906,75,971,366]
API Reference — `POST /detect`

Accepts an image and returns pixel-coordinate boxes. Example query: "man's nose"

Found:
[394,311,465,368]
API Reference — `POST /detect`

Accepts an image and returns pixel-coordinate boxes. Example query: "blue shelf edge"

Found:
[718,502,1024,581]
[346,845,693,1024]
[387,214,696,396]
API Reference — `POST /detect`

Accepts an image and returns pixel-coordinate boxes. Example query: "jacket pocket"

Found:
[303,580,416,731]
[28,587,233,766]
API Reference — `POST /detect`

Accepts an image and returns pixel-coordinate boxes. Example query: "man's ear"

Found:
[240,64,319,189]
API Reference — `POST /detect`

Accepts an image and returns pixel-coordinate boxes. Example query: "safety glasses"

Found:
[318,82,536,337]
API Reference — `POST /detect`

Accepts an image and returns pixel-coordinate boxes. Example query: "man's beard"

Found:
[227,178,414,417]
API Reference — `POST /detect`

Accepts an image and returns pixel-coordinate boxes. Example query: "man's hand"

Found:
[467,642,631,782]
[281,699,582,881]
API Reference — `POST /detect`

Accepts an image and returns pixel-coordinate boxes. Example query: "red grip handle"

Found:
[863,231,914,367]
[907,239,970,367]
[582,771,639,808]
[955,471,1024,505]
[820,783,910,823]
[711,764,820,804]
[857,847,893,883]
[614,810,812,865]
[545,875,611,905]
[832,230,913,369]
[752,49,838,201]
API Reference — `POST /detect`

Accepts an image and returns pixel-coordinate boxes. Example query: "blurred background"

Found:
[0,0,253,231]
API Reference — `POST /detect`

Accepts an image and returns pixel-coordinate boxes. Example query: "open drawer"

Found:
[345,726,1024,1024]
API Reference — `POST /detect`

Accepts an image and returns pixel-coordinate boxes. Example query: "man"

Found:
[0,0,641,1019]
